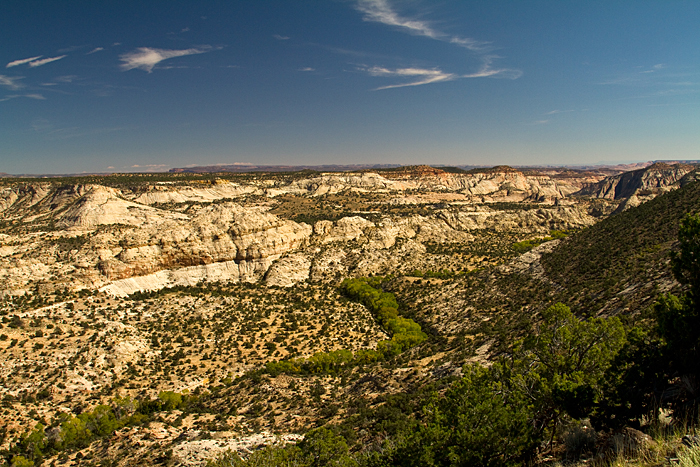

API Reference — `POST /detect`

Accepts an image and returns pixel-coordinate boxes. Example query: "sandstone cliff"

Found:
[0,171,601,297]
[577,162,694,200]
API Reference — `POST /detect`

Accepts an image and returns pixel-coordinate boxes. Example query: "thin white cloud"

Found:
[366,66,457,90]
[58,45,83,53]
[131,164,169,172]
[364,56,520,90]
[273,34,290,40]
[356,0,438,39]
[29,55,67,67]
[450,37,491,51]
[6,55,43,68]
[355,0,490,52]
[119,46,213,72]
[598,65,700,101]
[31,120,129,139]
[156,65,196,70]
[298,67,315,72]
[546,109,575,115]
[0,93,45,102]
[355,0,521,89]
[641,63,666,74]
[87,47,104,54]
[462,55,522,79]
[55,75,78,83]
[40,75,78,86]
[0,75,24,90]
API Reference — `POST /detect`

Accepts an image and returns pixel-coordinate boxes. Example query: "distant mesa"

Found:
[168,163,518,175]
[372,165,458,177]
[2,160,697,179]
[465,165,521,175]
[168,161,691,177]
[169,164,404,174]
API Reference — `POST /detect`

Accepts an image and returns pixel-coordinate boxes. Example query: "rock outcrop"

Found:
[56,185,189,229]
[131,179,260,205]
[577,163,694,200]
[98,202,313,282]
[264,254,312,287]
[0,169,606,296]
[259,166,608,203]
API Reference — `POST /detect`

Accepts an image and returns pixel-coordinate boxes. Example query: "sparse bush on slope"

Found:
[542,180,700,315]
[265,277,427,376]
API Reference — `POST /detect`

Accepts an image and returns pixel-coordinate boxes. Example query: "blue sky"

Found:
[1,1,698,174]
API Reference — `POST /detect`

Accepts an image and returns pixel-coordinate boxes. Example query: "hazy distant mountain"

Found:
[169,163,404,173]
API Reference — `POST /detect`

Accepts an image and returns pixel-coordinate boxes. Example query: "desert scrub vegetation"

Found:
[206,301,627,467]
[425,230,525,258]
[206,427,357,467]
[407,268,474,280]
[268,192,434,225]
[348,211,700,466]
[4,391,197,465]
[511,229,569,254]
[265,277,427,376]
[540,179,700,315]
[0,281,389,449]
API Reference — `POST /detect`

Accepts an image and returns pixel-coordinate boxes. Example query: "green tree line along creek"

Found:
[265,277,427,376]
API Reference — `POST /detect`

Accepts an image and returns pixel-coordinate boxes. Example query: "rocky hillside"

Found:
[576,162,697,212]
[1,166,697,467]
[0,169,606,299]
[388,178,700,368]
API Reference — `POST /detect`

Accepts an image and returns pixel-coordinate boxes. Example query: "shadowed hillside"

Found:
[542,179,700,316]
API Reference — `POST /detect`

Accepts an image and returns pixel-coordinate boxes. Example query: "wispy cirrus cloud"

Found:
[273,34,290,41]
[28,55,67,67]
[31,118,129,139]
[87,47,104,55]
[6,55,43,68]
[355,0,491,52]
[364,56,521,90]
[354,0,521,89]
[365,66,456,90]
[55,75,78,83]
[40,75,80,87]
[0,75,25,90]
[462,55,522,79]
[0,93,45,102]
[131,164,169,172]
[640,63,665,74]
[119,46,216,72]
[599,64,700,100]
